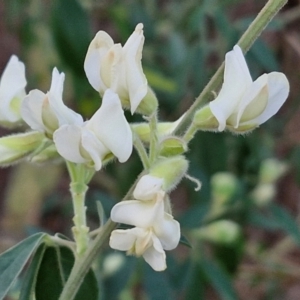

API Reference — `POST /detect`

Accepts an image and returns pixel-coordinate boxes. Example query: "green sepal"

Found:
[159,136,188,157]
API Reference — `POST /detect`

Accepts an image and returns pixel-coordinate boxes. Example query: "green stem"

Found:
[133,134,150,170]
[70,182,89,256]
[149,113,158,164]
[173,0,288,136]
[183,123,198,143]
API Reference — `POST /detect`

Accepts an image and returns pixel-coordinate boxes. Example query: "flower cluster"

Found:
[0,24,148,170]
[109,175,180,271]
[0,21,290,273]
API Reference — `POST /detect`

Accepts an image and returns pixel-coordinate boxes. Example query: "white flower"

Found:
[84,23,147,114]
[0,55,27,125]
[110,191,180,271]
[209,45,289,132]
[53,89,133,171]
[133,174,164,200]
[21,68,83,137]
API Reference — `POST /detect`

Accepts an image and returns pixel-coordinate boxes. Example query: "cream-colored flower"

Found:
[21,68,83,137]
[84,23,147,114]
[110,190,180,271]
[53,89,132,171]
[0,55,27,126]
[209,45,289,132]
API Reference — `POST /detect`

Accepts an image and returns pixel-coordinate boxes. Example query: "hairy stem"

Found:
[70,182,89,256]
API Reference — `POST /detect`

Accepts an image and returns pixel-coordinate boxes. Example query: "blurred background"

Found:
[1,0,300,299]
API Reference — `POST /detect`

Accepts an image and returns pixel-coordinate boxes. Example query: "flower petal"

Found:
[81,127,108,171]
[210,45,252,131]
[53,124,87,164]
[84,31,115,92]
[87,89,132,162]
[143,235,166,271]
[111,197,164,228]
[0,55,26,122]
[233,74,268,127]
[254,72,289,125]
[100,44,122,89]
[154,213,180,250]
[133,174,164,201]
[21,90,46,132]
[49,68,65,100]
[109,228,140,251]
[48,68,83,127]
[122,24,148,114]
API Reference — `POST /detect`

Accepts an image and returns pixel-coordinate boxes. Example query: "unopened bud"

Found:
[192,220,241,244]
[211,172,238,205]
[0,131,45,166]
[132,116,183,143]
[252,183,275,207]
[193,105,219,131]
[149,156,188,191]
[159,136,187,157]
[102,253,125,277]
[134,86,158,116]
[31,144,60,163]
[259,158,287,184]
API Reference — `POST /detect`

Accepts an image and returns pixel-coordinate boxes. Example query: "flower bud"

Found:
[193,105,219,131]
[251,183,275,207]
[133,86,158,116]
[102,253,125,277]
[159,136,187,157]
[149,156,188,191]
[30,144,60,163]
[0,131,45,166]
[211,172,238,206]
[132,116,183,143]
[259,158,287,184]
[192,220,241,244]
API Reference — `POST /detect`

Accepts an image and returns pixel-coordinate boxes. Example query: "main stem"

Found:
[173,0,288,136]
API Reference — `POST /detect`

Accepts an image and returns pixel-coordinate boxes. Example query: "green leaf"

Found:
[248,210,280,230]
[96,200,107,227]
[270,204,300,246]
[249,40,279,73]
[19,244,46,300]
[144,68,177,93]
[184,261,205,300]
[0,232,46,300]
[103,255,136,299]
[51,0,91,76]
[200,259,238,300]
[35,246,98,300]
[144,264,174,300]
[179,235,192,248]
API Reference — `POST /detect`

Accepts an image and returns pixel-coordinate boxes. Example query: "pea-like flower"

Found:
[0,55,27,126]
[53,89,133,171]
[208,45,289,132]
[21,68,83,137]
[109,175,180,271]
[84,23,148,114]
